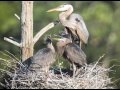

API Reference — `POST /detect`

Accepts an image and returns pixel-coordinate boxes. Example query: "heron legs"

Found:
[44,66,50,84]
[45,66,49,77]
[79,41,82,49]
[72,63,77,78]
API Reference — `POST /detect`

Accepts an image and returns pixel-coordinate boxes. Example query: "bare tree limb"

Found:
[33,22,55,45]
[4,37,21,47]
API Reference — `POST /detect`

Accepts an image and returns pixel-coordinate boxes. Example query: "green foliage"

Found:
[0,1,120,88]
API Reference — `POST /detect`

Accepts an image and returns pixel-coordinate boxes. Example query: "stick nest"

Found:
[0,52,114,89]
[1,63,114,89]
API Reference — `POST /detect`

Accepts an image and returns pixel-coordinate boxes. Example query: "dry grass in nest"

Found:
[0,52,114,89]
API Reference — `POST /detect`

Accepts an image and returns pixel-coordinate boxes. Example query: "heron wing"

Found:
[32,48,55,66]
[64,43,86,65]
[76,18,89,43]
[69,13,89,44]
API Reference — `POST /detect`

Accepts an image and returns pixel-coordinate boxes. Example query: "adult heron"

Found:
[47,3,89,48]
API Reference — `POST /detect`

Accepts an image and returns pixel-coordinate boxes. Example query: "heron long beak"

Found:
[46,7,59,12]
[52,37,61,41]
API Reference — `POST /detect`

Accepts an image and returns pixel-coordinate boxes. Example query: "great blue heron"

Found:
[53,34,87,77]
[22,36,56,74]
[47,3,89,48]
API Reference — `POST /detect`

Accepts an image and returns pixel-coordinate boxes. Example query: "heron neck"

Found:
[56,43,65,56]
[47,43,55,53]
[59,6,73,24]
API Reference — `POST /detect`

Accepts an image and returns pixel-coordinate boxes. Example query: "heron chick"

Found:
[53,34,87,77]
[47,3,89,48]
[22,36,56,74]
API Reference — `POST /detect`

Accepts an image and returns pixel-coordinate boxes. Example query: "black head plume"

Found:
[44,35,52,44]
[58,31,71,40]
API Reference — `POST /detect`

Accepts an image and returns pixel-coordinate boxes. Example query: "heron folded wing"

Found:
[65,43,86,65]
[76,20,89,44]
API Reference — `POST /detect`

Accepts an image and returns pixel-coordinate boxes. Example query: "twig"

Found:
[11,70,17,89]
[33,22,55,45]
[0,69,13,76]
[0,51,25,68]
[4,37,21,47]
[0,82,6,88]
[14,13,20,20]
[90,54,105,72]
[5,50,19,61]
[0,58,11,63]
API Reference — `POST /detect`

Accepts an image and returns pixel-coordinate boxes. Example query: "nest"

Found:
[1,63,113,89]
[0,52,114,89]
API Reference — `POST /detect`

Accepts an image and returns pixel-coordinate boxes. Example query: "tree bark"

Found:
[4,1,56,62]
[21,1,33,61]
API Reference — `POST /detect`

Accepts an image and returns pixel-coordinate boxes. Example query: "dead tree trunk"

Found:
[4,1,56,62]
[21,1,33,61]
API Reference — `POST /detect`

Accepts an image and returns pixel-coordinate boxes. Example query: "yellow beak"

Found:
[46,8,58,12]
[52,37,60,41]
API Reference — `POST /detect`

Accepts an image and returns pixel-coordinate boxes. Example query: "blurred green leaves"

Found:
[0,1,120,88]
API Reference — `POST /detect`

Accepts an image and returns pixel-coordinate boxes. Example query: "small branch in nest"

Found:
[90,54,105,74]
[4,37,21,47]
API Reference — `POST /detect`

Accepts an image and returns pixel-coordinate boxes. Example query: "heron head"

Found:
[47,3,73,12]
[44,35,52,45]
[58,31,71,39]
[52,33,72,46]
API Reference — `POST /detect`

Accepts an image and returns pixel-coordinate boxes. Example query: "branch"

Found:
[14,13,20,20]
[4,37,21,47]
[33,22,55,44]
[90,54,105,72]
